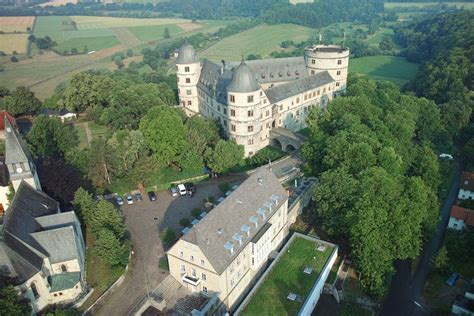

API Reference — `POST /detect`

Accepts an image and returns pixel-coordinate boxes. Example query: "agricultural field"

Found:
[349,55,419,85]
[384,1,474,9]
[54,36,120,54]
[70,16,195,29]
[0,16,35,54]
[128,24,183,42]
[36,0,77,7]
[200,23,315,61]
[289,0,314,3]
[0,16,35,33]
[0,34,29,54]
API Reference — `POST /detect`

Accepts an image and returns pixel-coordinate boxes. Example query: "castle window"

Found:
[61,264,67,272]
[312,59,315,64]
[186,78,191,83]
[248,126,254,132]
[336,82,340,87]
[266,110,269,117]
[188,101,192,105]
[185,66,190,72]
[249,151,253,156]
[247,95,254,103]
[203,286,208,294]
[248,110,254,117]
[179,251,184,258]
[304,94,307,101]
[182,101,185,106]
[248,138,254,145]
[230,95,235,103]
[201,259,205,266]
[231,125,236,132]
[192,268,196,277]
[190,255,194,262]
[180,264,185,272]
[230,109,235,117]
[337,70,341,76]
[202,273,207,280]
[224,109,227,115]
[311,70,315,75]
[296,97,300,104]
[260,91,263,96]
[337,60,342,65]
[186,90,192,95]
[317,90,320,96]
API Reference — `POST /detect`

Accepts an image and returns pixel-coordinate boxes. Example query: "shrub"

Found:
[10,56,18,62]
[218,182,230,193]
[159,256,169,271]
[179,218,190,227]
[192,208,201,218]
[159,227,176,245]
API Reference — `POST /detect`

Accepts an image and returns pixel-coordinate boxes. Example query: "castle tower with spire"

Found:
[4,116,41,192]
[176,41,201,116]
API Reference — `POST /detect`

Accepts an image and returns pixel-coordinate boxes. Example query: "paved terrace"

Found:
[237,234,336,316]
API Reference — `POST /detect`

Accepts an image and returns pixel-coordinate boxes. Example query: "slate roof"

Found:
[265,71,334,104]
[176,42,198,64]
[227,61,260,93]
[36,212,77,230]
[0,181,70,285]
[227,56,308,85]
[4,116,31,165]
[181,167,288,274]
[49,272,81,292]
[31,226,78,264]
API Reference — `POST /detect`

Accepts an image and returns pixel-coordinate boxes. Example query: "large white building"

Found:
[176,43,350,156]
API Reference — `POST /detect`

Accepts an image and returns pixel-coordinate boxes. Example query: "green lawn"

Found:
[53,36,120,54]
[128,24,182,42]
[34,16,75,41]
[241,237,334,316]
[366,27,396,47]
[349,55,419,85]
[88,121,109,139]
[200,23,315,61]
[74,123,88,149]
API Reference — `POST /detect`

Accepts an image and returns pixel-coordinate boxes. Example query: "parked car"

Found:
[116,196,124,206]
[185,182,196,194]
[147,191,157,201]
[135,192,143,201]
[177,184,187,196]
[170,186,178,197]
[446,272,458,286]
[126,194,134,205]
[439,153,454,160]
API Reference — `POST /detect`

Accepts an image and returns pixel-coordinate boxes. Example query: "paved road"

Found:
[93,174,245,316]
[381,163,463,315]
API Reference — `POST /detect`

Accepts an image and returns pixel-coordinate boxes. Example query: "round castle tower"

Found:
[227,61,262,157]
[176,42,201,116]
[304,44,350,93]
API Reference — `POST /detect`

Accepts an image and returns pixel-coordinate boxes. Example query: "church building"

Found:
[176,43,349,156]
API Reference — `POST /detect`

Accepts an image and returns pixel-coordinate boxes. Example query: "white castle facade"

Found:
[176,43,350,156]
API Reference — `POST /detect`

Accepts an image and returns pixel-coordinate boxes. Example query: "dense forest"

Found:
[395,12,473,139]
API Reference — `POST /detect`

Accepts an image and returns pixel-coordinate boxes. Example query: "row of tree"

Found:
[302,76,443,296]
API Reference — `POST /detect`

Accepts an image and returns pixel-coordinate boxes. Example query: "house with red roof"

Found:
[0,111,15,140]
[448,205,474,230]
[459,172,474,200]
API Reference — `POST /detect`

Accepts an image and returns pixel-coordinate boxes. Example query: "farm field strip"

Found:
[36,0,77,7]
[200,23,315,61]
[384,1,474,8]
[70,16,194,29]
[0,34,29,54]
[111,27,142,47]
[0,16,35,33]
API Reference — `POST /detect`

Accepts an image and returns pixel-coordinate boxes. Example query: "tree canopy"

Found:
[4,87,41,116]
[302,76,441,296]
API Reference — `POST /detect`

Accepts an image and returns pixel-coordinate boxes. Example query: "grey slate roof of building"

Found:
[227,61,260,93]
[0,181,76,285]
[265,71,334,104]
[4,116,31,165]
[31,226,78,264]
[181,167,288,274]
[176,42,199,64]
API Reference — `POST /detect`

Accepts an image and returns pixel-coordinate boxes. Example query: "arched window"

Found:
[61,264,67,272]
[31,282,39,299]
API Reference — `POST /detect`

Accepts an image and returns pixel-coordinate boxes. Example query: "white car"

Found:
[126,194,134,205]
[439,153,454,160]
[177,184,187,196]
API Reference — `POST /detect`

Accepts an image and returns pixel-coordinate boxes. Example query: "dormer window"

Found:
[61,264,67,272]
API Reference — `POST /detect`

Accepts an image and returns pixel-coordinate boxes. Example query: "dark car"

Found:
[147,191,157,201]
[446,272,458,286]
[135,192,143,201]
[185,182,196,193]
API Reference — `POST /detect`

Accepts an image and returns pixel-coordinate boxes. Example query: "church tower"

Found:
[4,117,41,192]
[176,42,201,116]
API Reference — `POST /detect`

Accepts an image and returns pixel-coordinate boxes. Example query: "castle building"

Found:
[176,43,349,156]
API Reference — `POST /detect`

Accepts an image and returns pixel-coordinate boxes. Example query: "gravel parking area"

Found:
[95,174,245,316]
